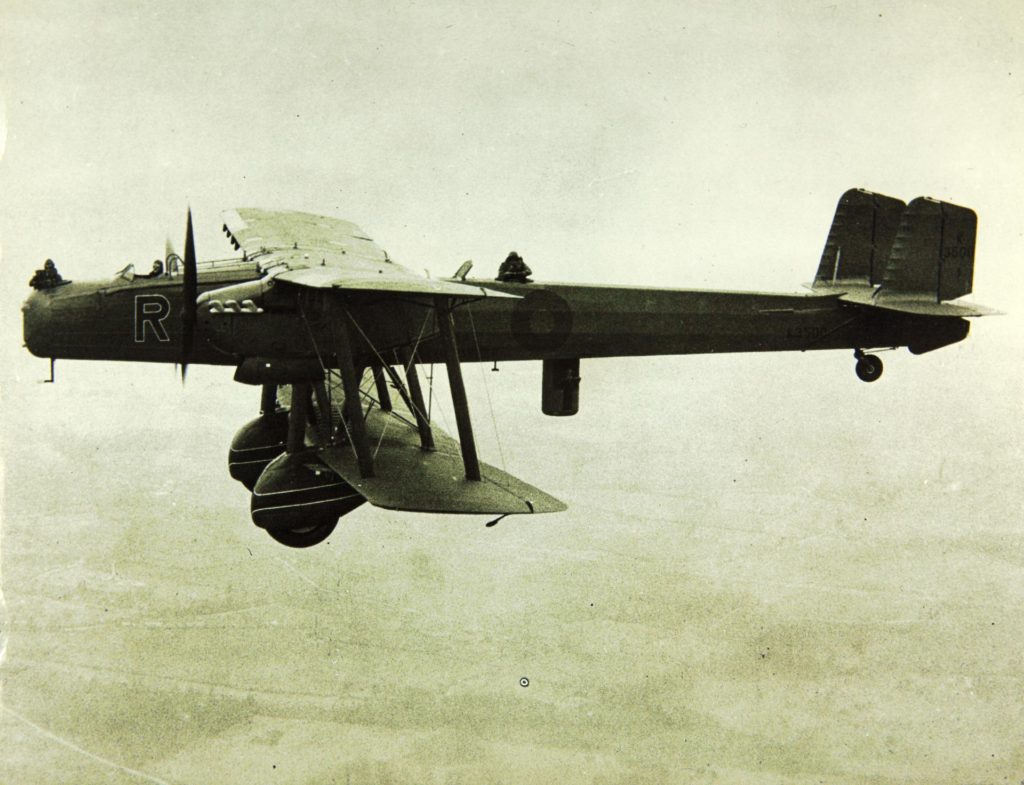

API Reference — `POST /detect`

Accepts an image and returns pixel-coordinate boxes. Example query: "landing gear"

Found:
[854,350,883,383]
[266,521,337,548]
[250,451,365,547]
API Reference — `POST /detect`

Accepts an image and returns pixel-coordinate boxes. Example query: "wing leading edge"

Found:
[273,264,517,299]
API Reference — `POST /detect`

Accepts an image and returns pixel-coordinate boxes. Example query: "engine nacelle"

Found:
[233,357,325,386]
[228,411,290,490]
[541,358,581,416]
[250,451,365,534]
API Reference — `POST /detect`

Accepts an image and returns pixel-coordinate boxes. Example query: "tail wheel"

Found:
[855,353,883,383]
[266,521,337,548]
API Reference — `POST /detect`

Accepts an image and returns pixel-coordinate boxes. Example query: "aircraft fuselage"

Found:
[22,268,969,368]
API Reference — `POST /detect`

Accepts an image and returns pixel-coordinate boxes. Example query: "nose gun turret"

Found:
[29,259,70,290]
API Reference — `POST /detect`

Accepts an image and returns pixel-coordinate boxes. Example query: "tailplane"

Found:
[813,189,998,318]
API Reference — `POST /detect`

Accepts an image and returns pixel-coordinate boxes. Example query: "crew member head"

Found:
[497,251,532,283]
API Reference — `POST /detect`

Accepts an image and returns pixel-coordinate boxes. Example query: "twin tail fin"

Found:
[813,188,998,318]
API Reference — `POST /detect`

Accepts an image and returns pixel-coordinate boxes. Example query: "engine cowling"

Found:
[250,451,365,547]
[228,411,290,490]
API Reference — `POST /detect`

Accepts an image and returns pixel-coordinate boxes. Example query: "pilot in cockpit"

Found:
[141,259,164,279]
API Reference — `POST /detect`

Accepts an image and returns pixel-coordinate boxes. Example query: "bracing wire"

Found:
[399,310,433,376]
[425,360,458,441]
[298,299,329,376]
[427,364,434,421]
[345,310,432,432]
[466,304,507,471]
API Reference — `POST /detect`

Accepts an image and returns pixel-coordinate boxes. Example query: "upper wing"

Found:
[222,208,386,261]
[222,207,515,299]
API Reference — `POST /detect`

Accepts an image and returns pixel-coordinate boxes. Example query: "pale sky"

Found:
[2,1,1021,300]
[2,3,1023,783]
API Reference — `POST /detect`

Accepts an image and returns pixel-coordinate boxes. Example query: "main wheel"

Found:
[855,354,883,383]
[266,521,337,548]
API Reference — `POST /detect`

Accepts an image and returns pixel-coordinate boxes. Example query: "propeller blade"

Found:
[181,208,198,382]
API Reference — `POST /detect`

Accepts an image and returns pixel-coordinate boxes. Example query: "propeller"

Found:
[181,208,198,382]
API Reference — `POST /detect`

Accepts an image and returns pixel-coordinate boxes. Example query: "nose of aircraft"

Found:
[22,288,55,358]
[22,279,105,360]
[22,272,195,365]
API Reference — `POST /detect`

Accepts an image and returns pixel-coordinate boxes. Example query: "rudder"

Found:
[814,188,906,287]
[880,197,977,302]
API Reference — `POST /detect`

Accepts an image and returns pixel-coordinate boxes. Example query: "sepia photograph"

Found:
[2,2,1022,783]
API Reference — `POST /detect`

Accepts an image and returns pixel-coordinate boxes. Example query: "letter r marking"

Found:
[134,294,171,343]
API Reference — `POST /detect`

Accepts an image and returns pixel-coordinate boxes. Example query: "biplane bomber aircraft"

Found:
[22,189,996,547]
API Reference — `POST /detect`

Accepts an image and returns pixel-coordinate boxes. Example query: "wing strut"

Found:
[260,383,278,415]
[332,307,375,478]
[286,383,310,454]
[399,347,435,451]
[312,380,333,445]
[371,367,392,412]
[435,297,481,481]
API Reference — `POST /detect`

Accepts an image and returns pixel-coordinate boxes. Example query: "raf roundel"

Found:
[510,289,573,353]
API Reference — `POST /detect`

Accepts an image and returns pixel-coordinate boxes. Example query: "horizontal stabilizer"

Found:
[318,408,565,515]
[868,299,1001,318]
[835,284,1001,317]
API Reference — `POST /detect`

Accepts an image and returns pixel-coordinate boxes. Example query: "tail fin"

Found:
[822,193,998,317]
[814,188,906,287]
[879,197,977,303]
